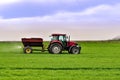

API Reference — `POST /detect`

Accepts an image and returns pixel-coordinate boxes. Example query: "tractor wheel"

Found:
[49,43,62,54]
[71,46,80,54]
[24,46,32,54]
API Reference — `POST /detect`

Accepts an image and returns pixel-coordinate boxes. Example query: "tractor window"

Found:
[59,36,66,41]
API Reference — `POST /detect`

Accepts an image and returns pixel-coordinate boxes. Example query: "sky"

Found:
[0,0,120,41]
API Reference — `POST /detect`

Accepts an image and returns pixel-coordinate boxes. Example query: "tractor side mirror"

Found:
[66,36,70,41]
[66,36,68,39]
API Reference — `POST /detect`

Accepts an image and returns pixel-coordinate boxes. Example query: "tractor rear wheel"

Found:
[49,43,62,54]
[24,46,32,54]
[71,46,80,54]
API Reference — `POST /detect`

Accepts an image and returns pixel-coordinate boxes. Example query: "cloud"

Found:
[0,0,21,5]
[0,1,120,41]
[0,3,120,23]
[80,4,112,15]
[2,0,89,6]
[0,0,119,19]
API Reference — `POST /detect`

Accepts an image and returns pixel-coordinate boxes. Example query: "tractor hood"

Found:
[67,41,78,47]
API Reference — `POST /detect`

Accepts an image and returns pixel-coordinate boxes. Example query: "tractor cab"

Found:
[50,34,67,47]
[48,34,81,54]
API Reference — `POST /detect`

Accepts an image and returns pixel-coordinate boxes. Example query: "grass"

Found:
[0,41,120,80]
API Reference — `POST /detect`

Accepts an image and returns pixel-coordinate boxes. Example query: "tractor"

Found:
[48,34,81,54]
[22,34,81,54]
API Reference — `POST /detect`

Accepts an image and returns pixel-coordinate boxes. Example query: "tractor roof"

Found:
[52,34,66,36]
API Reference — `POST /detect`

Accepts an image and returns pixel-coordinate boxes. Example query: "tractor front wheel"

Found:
[24,46,32,54]
[71,46,80,54]
[49,43,62,54]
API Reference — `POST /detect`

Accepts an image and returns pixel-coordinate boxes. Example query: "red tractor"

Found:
[48,34,81,54]
[22,34,81,54]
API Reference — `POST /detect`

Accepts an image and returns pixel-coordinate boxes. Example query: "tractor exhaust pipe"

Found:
[69,35,70,41]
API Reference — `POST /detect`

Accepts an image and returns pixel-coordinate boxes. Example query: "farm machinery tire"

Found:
[70,46,80,54]
[49,43,62,54]
[24,46,32,54]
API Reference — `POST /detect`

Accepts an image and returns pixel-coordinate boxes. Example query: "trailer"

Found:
[22,38,44,53]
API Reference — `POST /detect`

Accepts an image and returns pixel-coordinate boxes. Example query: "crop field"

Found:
[0,41,120,80]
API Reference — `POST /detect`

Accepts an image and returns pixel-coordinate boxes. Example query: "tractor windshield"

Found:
[59,36,66,41]
[51,35,66,41]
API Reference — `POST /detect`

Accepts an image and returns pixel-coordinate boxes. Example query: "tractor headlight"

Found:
[76,45,79,47]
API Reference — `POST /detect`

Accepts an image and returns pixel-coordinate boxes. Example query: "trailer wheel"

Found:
[24,46,32,54]
[71,46,80,54]
[49,43,62,54]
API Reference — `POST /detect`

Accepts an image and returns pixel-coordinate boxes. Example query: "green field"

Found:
[0,41,120,80]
